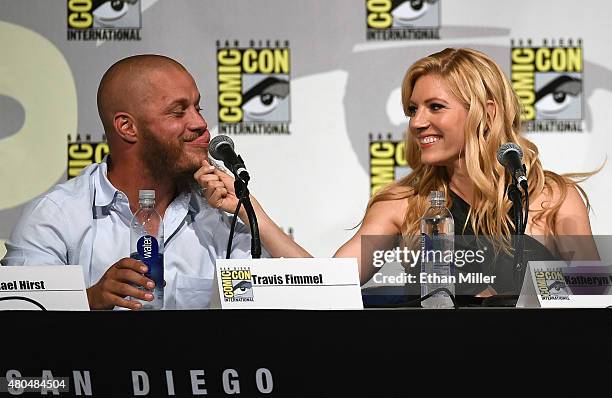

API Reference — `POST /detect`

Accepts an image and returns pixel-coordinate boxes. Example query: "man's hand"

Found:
[194,159,312,259]
[194,159,240,214]
[86,258,154,310]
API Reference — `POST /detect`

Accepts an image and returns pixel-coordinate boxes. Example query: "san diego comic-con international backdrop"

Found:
[1,0,611,261]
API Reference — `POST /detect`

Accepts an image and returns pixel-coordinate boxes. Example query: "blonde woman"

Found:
[334,47,598,294]
[197,48,598,296]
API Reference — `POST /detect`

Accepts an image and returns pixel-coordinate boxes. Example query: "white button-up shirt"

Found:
[1,160,256,309]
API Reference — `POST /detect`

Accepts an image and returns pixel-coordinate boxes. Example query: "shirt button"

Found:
[117,193,124,199]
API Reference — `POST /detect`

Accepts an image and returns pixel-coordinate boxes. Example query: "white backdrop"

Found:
[0,0,610,260]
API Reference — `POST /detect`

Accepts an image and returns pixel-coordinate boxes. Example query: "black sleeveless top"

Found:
[447,190,557,295]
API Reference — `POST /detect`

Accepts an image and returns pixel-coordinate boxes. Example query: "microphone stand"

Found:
[508,182,525,290]
[225,176,261,259]
[483,166,528,307]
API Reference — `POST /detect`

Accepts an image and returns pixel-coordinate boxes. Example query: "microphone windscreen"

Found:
[496,142,523,165]
[209,135,235,160]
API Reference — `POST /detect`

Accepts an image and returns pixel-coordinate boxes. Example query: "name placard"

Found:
[0,266,89,310]
[517,261,612,308]
[212,258,363,310]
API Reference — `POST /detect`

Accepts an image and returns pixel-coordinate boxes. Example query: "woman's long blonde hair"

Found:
[370,48,590,244]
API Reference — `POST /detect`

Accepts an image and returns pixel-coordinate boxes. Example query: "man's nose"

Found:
[189,108,208,132]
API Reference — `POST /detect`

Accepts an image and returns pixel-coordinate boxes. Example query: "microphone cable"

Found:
[0,296,47,310]
[226,197,244,259]
[363,287,458,309]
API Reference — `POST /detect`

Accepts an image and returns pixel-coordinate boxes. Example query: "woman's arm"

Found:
[553,184,600,261]
[334,197,406,284]
[194,160,311,258]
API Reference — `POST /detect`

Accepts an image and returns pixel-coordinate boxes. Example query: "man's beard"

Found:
[139,129,205,193]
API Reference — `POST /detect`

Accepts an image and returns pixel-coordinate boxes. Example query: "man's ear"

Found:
[485,100,497,133]
[113,112,138,143]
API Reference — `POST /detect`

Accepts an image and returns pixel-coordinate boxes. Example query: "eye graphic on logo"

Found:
[535,75,582,116]
[242,77,289,120]
[93,0,132,25]
[233,281,252,295]
[548,280,568,294]
[392,0,436,24]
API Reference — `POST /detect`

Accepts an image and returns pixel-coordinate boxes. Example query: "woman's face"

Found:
[407,74,468,168]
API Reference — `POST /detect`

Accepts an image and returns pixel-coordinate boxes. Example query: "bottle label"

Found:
[421,233,433,253]
[421,233,453,266]
[136,235,164,289]
[421,233,441,262]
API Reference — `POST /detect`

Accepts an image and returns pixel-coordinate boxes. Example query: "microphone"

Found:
[209,135,250,182]
[209,135,261,258]
[496,143,527,190]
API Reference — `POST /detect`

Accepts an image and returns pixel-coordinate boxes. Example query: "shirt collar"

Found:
[93,156,121,208]
[188,187,202,216]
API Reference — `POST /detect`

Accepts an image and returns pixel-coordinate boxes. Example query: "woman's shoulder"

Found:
[365,185,411,233]
[370,185,412,209]
[529,176,590,235]
[531,177,585,212]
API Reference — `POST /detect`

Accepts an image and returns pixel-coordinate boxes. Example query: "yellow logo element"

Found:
[369,136,408,196]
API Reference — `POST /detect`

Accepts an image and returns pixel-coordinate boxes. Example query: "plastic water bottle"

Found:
[130,190,164,309]
[420,191,455,308]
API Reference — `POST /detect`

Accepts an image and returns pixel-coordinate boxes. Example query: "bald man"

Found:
[1,55,271,310]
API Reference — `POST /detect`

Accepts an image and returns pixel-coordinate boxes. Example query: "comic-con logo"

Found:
[511,39,583,132]
[217,40,291,135]
[365,0,440,41]
[67,135,109,179]
[535,269,570,300]
[221,267,255,302]
[369,134,410,197]
[67,0,142,41]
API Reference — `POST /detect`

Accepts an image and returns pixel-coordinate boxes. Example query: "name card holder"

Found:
[0,266,89,310]
[212,258,363,310]
[517,261,612,308]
